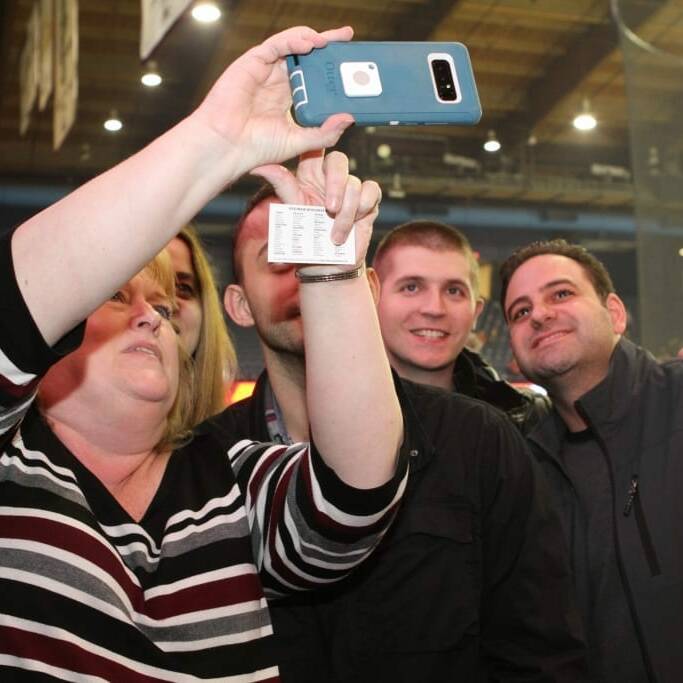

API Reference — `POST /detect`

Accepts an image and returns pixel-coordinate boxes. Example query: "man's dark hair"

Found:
[499,239,616,317]
[231,182,277,284]
[373,220,480,296]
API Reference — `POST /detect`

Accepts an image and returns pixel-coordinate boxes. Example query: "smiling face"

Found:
[40,270,180,417]
[167,236,202,356]
[504,253,625,393]
[374,244,483,388]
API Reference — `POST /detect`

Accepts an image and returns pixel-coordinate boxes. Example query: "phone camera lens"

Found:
[431,59,458,101]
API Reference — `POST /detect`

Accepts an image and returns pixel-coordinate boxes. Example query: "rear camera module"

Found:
[431,59,458,101]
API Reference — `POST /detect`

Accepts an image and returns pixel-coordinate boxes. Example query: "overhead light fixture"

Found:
[141,61,162,87]
[483,130,501,153]
[573,98,597,131]
[376,143,392,160]
[191,2,221,23]
[103,110,122,132]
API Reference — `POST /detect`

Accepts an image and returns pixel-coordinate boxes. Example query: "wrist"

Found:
[177,113,244,187]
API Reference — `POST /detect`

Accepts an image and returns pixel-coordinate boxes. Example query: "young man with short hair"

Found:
[500,239,683,683]
[209,189,587,682]
[370,220,548,433]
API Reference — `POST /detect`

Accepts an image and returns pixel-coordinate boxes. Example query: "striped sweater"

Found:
[0,240,407,681]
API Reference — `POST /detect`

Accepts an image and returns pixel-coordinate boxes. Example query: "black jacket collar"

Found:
[528,338,649,460]
[575,338,648,430]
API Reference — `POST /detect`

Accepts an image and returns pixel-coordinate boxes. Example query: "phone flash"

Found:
[340,62,383,97]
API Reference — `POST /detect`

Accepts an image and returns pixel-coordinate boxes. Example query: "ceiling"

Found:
[0,0,681,223]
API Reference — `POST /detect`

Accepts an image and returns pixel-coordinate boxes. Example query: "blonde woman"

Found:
[168,225,236,423]
[0,25,405,681]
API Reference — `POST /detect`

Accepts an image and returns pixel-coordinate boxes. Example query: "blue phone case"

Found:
[286,42,482,127]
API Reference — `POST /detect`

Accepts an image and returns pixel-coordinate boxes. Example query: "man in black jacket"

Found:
[370,220,548,434]
[500,239,683,683]
[212,187,586,681]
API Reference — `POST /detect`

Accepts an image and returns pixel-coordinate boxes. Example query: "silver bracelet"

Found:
[295,262,365,284]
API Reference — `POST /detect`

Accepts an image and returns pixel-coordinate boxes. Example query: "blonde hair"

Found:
[177,226,237,426]
[144,251,195,452]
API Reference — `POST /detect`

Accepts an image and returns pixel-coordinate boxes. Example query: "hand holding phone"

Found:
[287,41,482,127]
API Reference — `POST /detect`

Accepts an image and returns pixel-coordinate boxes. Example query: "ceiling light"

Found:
[483,130,501,153]
[141,72,162,87]
[678,247,683,257]
[573,113,597,131]
[573,98,597,131]
[376,143,392,160]
[141,62,162,87]
[191,2,221,23]
[103,110,122,132]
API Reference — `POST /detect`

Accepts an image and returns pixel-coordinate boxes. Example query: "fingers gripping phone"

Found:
[287,41,482,127]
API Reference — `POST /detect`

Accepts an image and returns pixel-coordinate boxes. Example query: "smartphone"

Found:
[286,41,482,127]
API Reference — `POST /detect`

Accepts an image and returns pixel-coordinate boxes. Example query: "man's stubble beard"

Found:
[518,350,577,387]
[255,318,305,360]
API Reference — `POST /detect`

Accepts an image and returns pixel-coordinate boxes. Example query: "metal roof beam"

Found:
[383,0,462,40]
[501,1,664,148]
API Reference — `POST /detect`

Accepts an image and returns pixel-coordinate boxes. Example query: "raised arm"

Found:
[255,151,403,488]
[11,26,355,347]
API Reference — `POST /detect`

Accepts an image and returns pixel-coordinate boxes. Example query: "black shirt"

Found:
[561,430,647,682]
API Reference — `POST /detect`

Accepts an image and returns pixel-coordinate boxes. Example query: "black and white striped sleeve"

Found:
[229,437,408,599]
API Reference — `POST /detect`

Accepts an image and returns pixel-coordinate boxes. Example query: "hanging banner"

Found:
[140,0,193,60]
[53,0,79,150]
[39,0,54,111]
[19,3,40,135]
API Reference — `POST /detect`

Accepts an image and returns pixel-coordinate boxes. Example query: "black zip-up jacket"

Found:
[454,348,551,435]
[206,372,587,682]
[527,338,683,683]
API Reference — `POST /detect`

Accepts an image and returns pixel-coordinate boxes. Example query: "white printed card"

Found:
[268,203,356,265]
